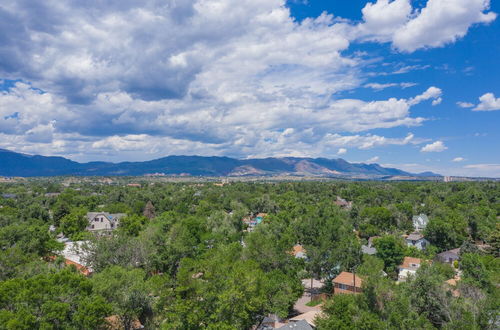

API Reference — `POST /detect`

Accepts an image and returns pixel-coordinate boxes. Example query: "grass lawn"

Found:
[305,300,322,307]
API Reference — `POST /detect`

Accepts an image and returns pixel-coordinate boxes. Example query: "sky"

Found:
[0,0,499,177]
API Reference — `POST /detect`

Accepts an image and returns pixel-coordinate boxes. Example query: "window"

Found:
[338,283,348,290]
[91,225,94,229]
[101,218,103,222]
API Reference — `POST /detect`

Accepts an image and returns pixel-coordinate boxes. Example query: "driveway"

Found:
[293,278,324,314]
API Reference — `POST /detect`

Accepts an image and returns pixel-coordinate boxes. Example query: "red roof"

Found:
[333,271,363,288]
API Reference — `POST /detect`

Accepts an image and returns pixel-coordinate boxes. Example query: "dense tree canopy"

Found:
[0,178,498,329]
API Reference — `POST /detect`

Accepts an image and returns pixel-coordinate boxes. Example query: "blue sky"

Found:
[0,0,499,176]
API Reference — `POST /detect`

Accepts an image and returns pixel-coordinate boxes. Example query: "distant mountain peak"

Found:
[0,149,441,178]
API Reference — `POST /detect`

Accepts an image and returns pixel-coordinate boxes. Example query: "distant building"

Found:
[86,212,126,232]
[44,192,61,198]
[436,248,460,264]
[412,214,429,232]
[334,196,353,210]
[405,233,429,250]
[398,257,422,282]
[333,271,363,295]
[1,193,17,199]
[127,183,141,187]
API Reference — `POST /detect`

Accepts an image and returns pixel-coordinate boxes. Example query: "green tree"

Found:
[92,266,152,329]
[374,235,405,276]
[59,207,88,238]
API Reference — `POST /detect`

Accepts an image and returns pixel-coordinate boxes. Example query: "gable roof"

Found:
[333,271,363,288]
[361,245,377,255]
[437,248,460,257]
[406,232,425,241]
[399,257,422,270]
[86,212,126,224]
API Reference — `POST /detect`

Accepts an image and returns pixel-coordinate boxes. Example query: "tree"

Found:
[59,207,88,238]
[374,235,405,276]
[424,216,467,251]
[91,266,152,329]
[316,294,384,329]
[119,214,148,236]
[143,201,156,219]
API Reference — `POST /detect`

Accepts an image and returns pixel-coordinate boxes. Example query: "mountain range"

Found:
[0,148,440,178]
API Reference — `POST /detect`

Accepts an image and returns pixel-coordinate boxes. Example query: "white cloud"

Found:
[421,140,447,152]
[457,101,474,108]
[432,97,443,106]
[367,156,380,163]
[364,82,416,91]
[408,87,442,105]
[452,157,465,162]
[359,0,412,42]
[393,0,496,52]
[358,0,496,52]
[474,93,500,111]
[0,0,492,161]
[337,148,347,155]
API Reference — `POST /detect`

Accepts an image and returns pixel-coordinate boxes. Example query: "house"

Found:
[334,196,353,210]
[361,236,379,255]
[398,257,422,282]
[127,183,141,187]
[333,271,363,294]
[277,320,314,330]
[405,233,429,250]
[86,212,126,232]
[436,248,460,264]
[60,241,92,276]
[412,214,429,232]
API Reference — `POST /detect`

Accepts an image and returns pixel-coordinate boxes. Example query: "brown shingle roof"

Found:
[399,256,422,270]
[333,271,363,288]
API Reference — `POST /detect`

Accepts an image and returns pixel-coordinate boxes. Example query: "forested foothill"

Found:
[0,178,498,329]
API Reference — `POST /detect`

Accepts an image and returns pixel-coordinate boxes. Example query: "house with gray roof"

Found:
[436,248,460,264]
[86,212,126,233]
[405,233,429,251]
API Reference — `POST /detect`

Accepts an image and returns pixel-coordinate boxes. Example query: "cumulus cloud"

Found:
[358,0,496,52]
[0,0,489,160]
[408,87,442,106]
[367,156,380,163]
[452,157,465,162]
[474,93,500,111]
[421,141,447,152]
